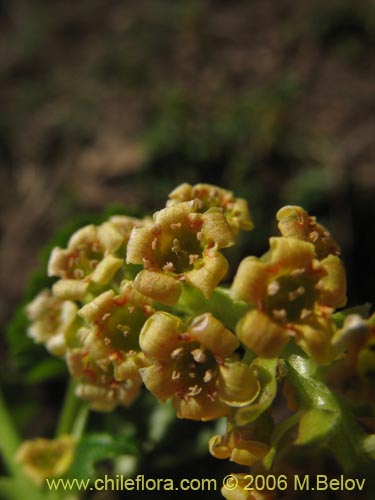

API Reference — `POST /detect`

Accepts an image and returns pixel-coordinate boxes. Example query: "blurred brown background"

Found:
[0,2,374,498]
[0,0,374,356]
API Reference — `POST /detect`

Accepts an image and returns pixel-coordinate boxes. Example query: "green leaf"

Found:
[287,353,336,411]
[263,411,302,469]
[0,478,19,500]
[286,349,372,473]
[67,433,139,479]
[295,408,339,445]
[25,358,66,384]
[233,358,278,426]
[178,286,249,331]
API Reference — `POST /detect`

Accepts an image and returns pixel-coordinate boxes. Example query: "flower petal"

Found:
[52,279,89,301]
[139,311,182,359]
[173,393,228,421]
[91,255,123,285]
[296,317,335,364]
[236,310,289,358]
[97,221,123,253]
[78,290,115,323]
[218,362,260,407]
[201,210,234,248]
[318,254,347,308]
[134,269,182,306]
[154,201,195,228]
[140,363,177,402]
[267,236,315,271]
[126,227,156,265]
[189,313,239,357]
[185,252,228,298]
[231,257,268,304]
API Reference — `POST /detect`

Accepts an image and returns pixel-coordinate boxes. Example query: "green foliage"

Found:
[67,433,139,479]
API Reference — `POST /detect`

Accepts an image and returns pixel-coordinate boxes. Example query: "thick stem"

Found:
[56,379,80,438]
[0,388,21,476]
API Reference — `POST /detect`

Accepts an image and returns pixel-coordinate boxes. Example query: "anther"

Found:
[267,281,280,296]
[191,348,206,363]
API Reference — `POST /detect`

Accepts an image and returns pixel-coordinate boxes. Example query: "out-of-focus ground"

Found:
[0,2,374,498]
[0,0,374,347]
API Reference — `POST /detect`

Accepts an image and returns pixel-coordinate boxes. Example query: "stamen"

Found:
[206,389,218,402]
[127,306,136,314]
[309,231,319,242]
[272,309,287,321]
[203,369,214,383]
[191,199,203,211]
[300,308,312,320]
[191,348,206,363]
[117,324,130,336]
[102,312,111,321]
[163,262,175,272]
[143,305,155,316]
[172,370,181,380]
[171,238,181,254]
[89,259,99,269]
[73,268,85,279]
[170,347,184,360]
[151,238,158,250]
[92,242,101,253]
[187,385,202,396]
[170,222,182,230]
[290,267,305,277]
[288,286,305,301]
[267,281,280,296]
[189,254,199,265]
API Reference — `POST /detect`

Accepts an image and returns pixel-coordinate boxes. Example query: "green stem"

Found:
[0,388,46,500]
[56,379,80,438]
[0,387,21,476]
[71,404,89,440]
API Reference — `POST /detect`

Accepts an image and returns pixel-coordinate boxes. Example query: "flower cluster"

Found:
[23,183,372,498]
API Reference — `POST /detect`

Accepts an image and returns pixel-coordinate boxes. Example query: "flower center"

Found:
[155,226,203,274]
[264,270,318,323]
[170,342,219,399]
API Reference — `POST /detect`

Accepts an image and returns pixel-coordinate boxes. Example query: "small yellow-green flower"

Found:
[329,314,375,402]
[167,183,254,234]
[48,217,145,301]
[276,205,340,259]
[67,348,142,411]
[209,422,271,466]
[139,311,260,421]
[77,280,154,382]
[221,474,276,500]
[231,237,347,362]
[126,201,234,305]
[16,435,75,485]
[26,289,81,356]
